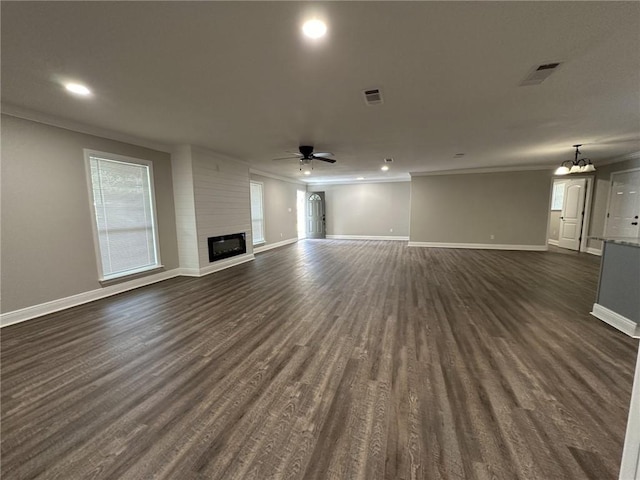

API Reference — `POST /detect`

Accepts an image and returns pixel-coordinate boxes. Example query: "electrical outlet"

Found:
[490,234,495,240]
[389,228,393,233]
[280,233,283,238]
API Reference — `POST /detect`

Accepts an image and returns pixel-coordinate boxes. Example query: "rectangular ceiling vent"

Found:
[363,88,383,106]
[519,62,562,86]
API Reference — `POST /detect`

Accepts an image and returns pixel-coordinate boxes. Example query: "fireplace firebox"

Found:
[208,233,247,262]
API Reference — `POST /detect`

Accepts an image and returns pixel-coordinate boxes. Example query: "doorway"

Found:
[604,168,640,238]
[548,177,593,252]
[306,192,326,239]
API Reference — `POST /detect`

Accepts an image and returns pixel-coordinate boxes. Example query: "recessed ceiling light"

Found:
[65,83,91,96]
[302,19,327,39]
[356,177,365,180]
[381,165,389,172]
[303,170,311,175]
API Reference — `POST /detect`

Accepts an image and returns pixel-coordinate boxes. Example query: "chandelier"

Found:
[554,144,596,175]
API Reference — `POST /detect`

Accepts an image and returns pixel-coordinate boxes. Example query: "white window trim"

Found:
[84,149,162,281]
[250,180,265,246]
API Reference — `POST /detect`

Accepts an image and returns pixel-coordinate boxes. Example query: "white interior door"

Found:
[558,178,587,250]
[605,170,640,239]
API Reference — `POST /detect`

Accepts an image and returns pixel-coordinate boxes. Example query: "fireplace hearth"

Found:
[208,233,247,262]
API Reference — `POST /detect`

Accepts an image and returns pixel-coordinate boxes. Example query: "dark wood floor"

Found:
[2,240,638,480]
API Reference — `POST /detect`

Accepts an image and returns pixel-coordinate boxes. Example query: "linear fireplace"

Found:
[208,233,247,262]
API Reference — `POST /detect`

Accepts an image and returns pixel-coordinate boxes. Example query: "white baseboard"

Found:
[197,253,255,276]
[327,235,409,241]
[407,242,548,251]
[591,303,640,338]
[178,267,201,277]
[586,247,603,256]
[1,253,259,328]
[0,268,181,328]
[548,239,559,246]
[253,237,297,254]
[619,343,640,480]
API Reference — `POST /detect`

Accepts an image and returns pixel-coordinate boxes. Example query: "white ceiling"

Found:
[2,1,639,184]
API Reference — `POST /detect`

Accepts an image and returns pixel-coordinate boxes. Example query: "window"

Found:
[250,181,265,245]
[85,150,161,280]
[551,182,565,211]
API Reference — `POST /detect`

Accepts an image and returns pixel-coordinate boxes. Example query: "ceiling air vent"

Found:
[519,62,562,86]
[363,88,383,106]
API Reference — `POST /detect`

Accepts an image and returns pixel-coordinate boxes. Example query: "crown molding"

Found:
[1,103,172,153]
[306,176,411,186]
[188,144,250,167]
[410,165,553,177]
[596,150,640,167]
[249,168,306,186]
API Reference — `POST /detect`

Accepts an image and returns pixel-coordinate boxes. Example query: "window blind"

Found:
[250,182,265,244]
[89,155,159,279]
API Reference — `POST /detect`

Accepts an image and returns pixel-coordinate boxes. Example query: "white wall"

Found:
[172,145,199,271]
[192,147,252,267]
[171,145,253,272]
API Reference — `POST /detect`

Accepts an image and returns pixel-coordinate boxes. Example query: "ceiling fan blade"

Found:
[272,155,302,161]
[314,157,337,163]
[312,152,334,158]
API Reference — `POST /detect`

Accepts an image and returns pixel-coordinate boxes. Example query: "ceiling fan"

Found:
[273,145,337,170]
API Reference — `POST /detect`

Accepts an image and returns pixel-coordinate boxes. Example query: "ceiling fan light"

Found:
[555,166,570,175]
[64,82,92,96]
[302,19,327,39]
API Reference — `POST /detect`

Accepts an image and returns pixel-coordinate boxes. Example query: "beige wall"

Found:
[586,157,640,251]
[308,182,410,237]
[1,115,179,313]
[250,173,300,246]
[410,170,551,246]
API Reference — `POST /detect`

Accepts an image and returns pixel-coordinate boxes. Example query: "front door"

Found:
[605,169,640,238]
[306,192,325,239]
[558,178,587,250]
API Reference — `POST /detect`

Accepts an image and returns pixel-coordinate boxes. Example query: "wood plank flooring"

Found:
[1,240,638,480]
